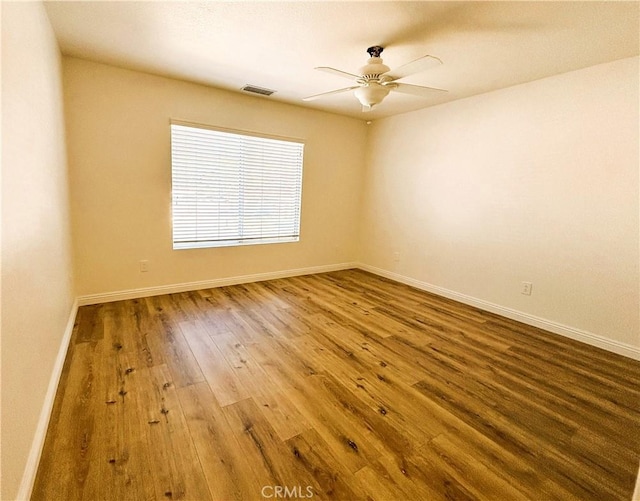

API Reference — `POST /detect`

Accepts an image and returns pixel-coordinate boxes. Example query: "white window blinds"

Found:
[171,123,304,250]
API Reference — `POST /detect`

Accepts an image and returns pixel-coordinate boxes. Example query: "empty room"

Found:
[2,1,639,500]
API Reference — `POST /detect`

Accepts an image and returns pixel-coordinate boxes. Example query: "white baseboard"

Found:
[357,263,640,361]
[16,299,79,501]
[77,262,358,306]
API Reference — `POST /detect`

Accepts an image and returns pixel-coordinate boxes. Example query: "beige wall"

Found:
[63,58,367,297]
[1,3,76,499]
[360,57,640,349]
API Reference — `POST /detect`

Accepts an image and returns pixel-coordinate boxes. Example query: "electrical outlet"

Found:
[521,281,532,296]
[393,252,400,263]
[140,260,149,273]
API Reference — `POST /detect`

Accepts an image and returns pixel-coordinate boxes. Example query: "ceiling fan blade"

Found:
[315,67,360,80]
[303,86,360,101]
[385,55,442,81]
[390,82,448,97]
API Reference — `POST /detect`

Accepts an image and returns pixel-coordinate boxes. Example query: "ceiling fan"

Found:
[303,46,447,112]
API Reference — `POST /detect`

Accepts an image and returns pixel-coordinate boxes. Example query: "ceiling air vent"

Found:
[241,84,276,96]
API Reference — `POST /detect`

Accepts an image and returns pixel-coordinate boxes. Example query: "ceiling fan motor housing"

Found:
[358,57,391,81]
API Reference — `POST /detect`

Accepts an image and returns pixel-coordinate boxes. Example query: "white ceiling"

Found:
[45,1,640,120]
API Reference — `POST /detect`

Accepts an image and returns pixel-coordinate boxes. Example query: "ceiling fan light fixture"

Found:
[354,83,391,108]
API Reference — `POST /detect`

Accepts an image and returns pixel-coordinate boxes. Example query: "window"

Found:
[171,122,304,250]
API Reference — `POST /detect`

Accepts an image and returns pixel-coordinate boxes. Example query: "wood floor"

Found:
[33,269,640,500]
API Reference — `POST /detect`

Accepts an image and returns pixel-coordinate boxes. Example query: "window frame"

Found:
[170,120,305,251]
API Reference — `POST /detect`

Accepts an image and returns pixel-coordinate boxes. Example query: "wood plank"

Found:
[132,364,213,500]
[73,304,105,344]
[221,398,321,493]
[179,320,249,406]
[209,331,311,440]
[143,296,205,388]
[422,434,532,501]
[177,382,263,500]
[285,429,369,500]
[32,341,102,500]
